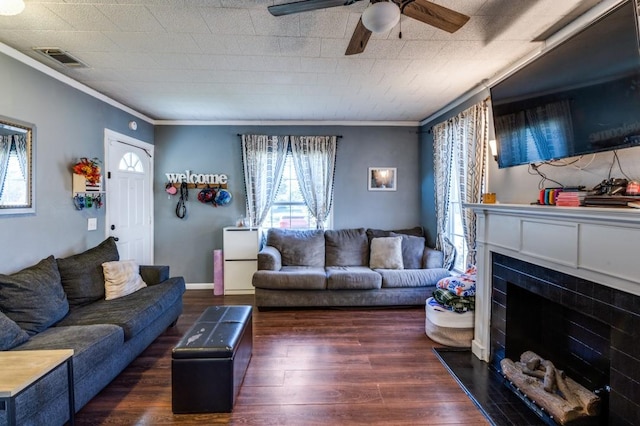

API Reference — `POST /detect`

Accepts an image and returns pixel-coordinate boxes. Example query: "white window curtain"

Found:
[14,135,28,177]
[241,135,288,227]
[433,100,489,267]
[432,121,456,269]
[290,136,337,230]
[0,135,12,196]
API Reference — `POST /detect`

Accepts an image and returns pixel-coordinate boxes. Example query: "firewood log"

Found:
[565,377,601,416]
[519,351,600,412]
[521,351,541,371]
[516,361,545,379]
[501,358,584,425]
[554,367,581,408]
[541,360,557,392]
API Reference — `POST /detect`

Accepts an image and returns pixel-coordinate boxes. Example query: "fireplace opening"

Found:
[504,283,610,425]
[506,284,610,392]
[491,253,640,426]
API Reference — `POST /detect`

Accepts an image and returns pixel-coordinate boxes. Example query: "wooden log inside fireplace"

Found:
[500,351,601,425]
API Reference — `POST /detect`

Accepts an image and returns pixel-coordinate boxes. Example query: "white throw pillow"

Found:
[369,236,404,269]
[102,260,147,300]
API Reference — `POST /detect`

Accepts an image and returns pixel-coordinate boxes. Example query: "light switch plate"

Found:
[88,217,97,231]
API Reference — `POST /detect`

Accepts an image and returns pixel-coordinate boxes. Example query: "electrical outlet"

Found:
[88,218,97,231]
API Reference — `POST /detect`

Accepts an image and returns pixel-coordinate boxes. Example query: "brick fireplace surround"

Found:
[467,203,640,425]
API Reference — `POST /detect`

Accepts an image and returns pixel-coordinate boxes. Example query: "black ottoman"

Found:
[172,305,253,413]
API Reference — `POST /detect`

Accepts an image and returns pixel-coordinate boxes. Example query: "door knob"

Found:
[111,225,116,230]
[113,237,119,242]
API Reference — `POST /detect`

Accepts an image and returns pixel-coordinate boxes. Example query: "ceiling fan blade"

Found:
[402,0,470,33]
[345,17,372,55]
[268,0,360,17]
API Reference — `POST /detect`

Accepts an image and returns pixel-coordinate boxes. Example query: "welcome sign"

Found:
[165,170,228,185]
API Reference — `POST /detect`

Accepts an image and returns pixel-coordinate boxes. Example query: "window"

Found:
[0,149,27,205]
[119,152,144,173]
[446,169,467,273]
[262,155,330,229]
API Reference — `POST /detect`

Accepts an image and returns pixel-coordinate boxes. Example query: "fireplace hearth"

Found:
[491,253,639,425]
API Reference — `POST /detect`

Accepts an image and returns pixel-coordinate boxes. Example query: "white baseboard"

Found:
[185,283,215,290]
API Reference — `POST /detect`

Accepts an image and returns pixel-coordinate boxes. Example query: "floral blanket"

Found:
[436,265,477,297]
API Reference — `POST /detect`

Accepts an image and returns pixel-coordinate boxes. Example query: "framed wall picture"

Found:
[368,167,396,191]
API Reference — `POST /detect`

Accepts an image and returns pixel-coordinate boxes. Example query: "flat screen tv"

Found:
[490,0,640,168]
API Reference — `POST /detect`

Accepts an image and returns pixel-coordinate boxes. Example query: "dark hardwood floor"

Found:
[75,290,489,425]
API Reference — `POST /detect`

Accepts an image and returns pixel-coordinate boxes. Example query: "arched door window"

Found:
[119,152,144,173]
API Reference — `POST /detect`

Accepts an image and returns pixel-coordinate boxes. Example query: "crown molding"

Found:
[154,119,420,127]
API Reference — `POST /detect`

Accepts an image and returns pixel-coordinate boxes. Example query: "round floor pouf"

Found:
[425,297,474,347]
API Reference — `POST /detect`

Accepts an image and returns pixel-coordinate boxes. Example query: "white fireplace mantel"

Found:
[466,203,640,362]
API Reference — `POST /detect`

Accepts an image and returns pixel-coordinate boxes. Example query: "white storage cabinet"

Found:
[223,227,260,295]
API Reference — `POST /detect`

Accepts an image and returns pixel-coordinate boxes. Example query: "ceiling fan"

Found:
[268,0,470,55]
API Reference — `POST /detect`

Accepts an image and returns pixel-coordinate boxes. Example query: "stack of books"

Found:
[583,195,640,207]
[555,190,588,207]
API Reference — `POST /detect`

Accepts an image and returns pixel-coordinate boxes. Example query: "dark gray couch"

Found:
[0,237,185,426]
[252,227,450,308]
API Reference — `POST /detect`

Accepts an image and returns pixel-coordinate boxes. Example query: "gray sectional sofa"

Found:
[0,237,185,426]
[252,227,451,308]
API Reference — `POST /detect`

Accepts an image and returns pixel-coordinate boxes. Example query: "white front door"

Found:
[105,129,154,265]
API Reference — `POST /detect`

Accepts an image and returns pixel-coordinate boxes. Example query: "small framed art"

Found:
[368,167,396,191]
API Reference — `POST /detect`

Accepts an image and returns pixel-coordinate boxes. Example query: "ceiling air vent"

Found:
[33,48,87,68]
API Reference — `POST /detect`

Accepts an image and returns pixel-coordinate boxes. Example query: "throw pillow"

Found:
[0,256,69,335]
[102,260,147,301]
[369,236,404,269]
[390,233,425,269]
[57,237,119,307]
[0,311,29,350]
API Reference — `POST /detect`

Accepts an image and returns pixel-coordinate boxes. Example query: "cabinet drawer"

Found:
[223,229,259,259]
[223,260,256,295]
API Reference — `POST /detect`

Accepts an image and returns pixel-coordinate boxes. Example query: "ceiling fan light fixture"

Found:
[362,1,400,33]
[0,0,25,16]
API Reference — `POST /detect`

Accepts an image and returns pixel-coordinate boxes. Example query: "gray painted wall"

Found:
[154,125,422,283]
[0,52,153,273]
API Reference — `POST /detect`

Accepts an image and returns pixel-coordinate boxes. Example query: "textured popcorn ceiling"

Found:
[0,0,604,122]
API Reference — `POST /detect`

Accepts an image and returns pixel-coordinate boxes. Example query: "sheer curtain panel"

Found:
[241,135,288,227]
[290,136,337,229]
[432,121,456,269]
[433,100,489,268]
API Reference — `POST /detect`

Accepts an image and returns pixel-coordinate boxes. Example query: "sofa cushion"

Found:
[102,260,147,300]
[369,237,403,269]
[55,277,185,340]
[325,228,368,267]
[326,267,382,290]
[377,268,451,288]
[14,324,124,380]
[57,237,119,307]
[0,255,69,335]
[0,311,29,350]
[266,229,325,267]
[390,233,425,269]
[252,267,327,290]
[366,226,424,241]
